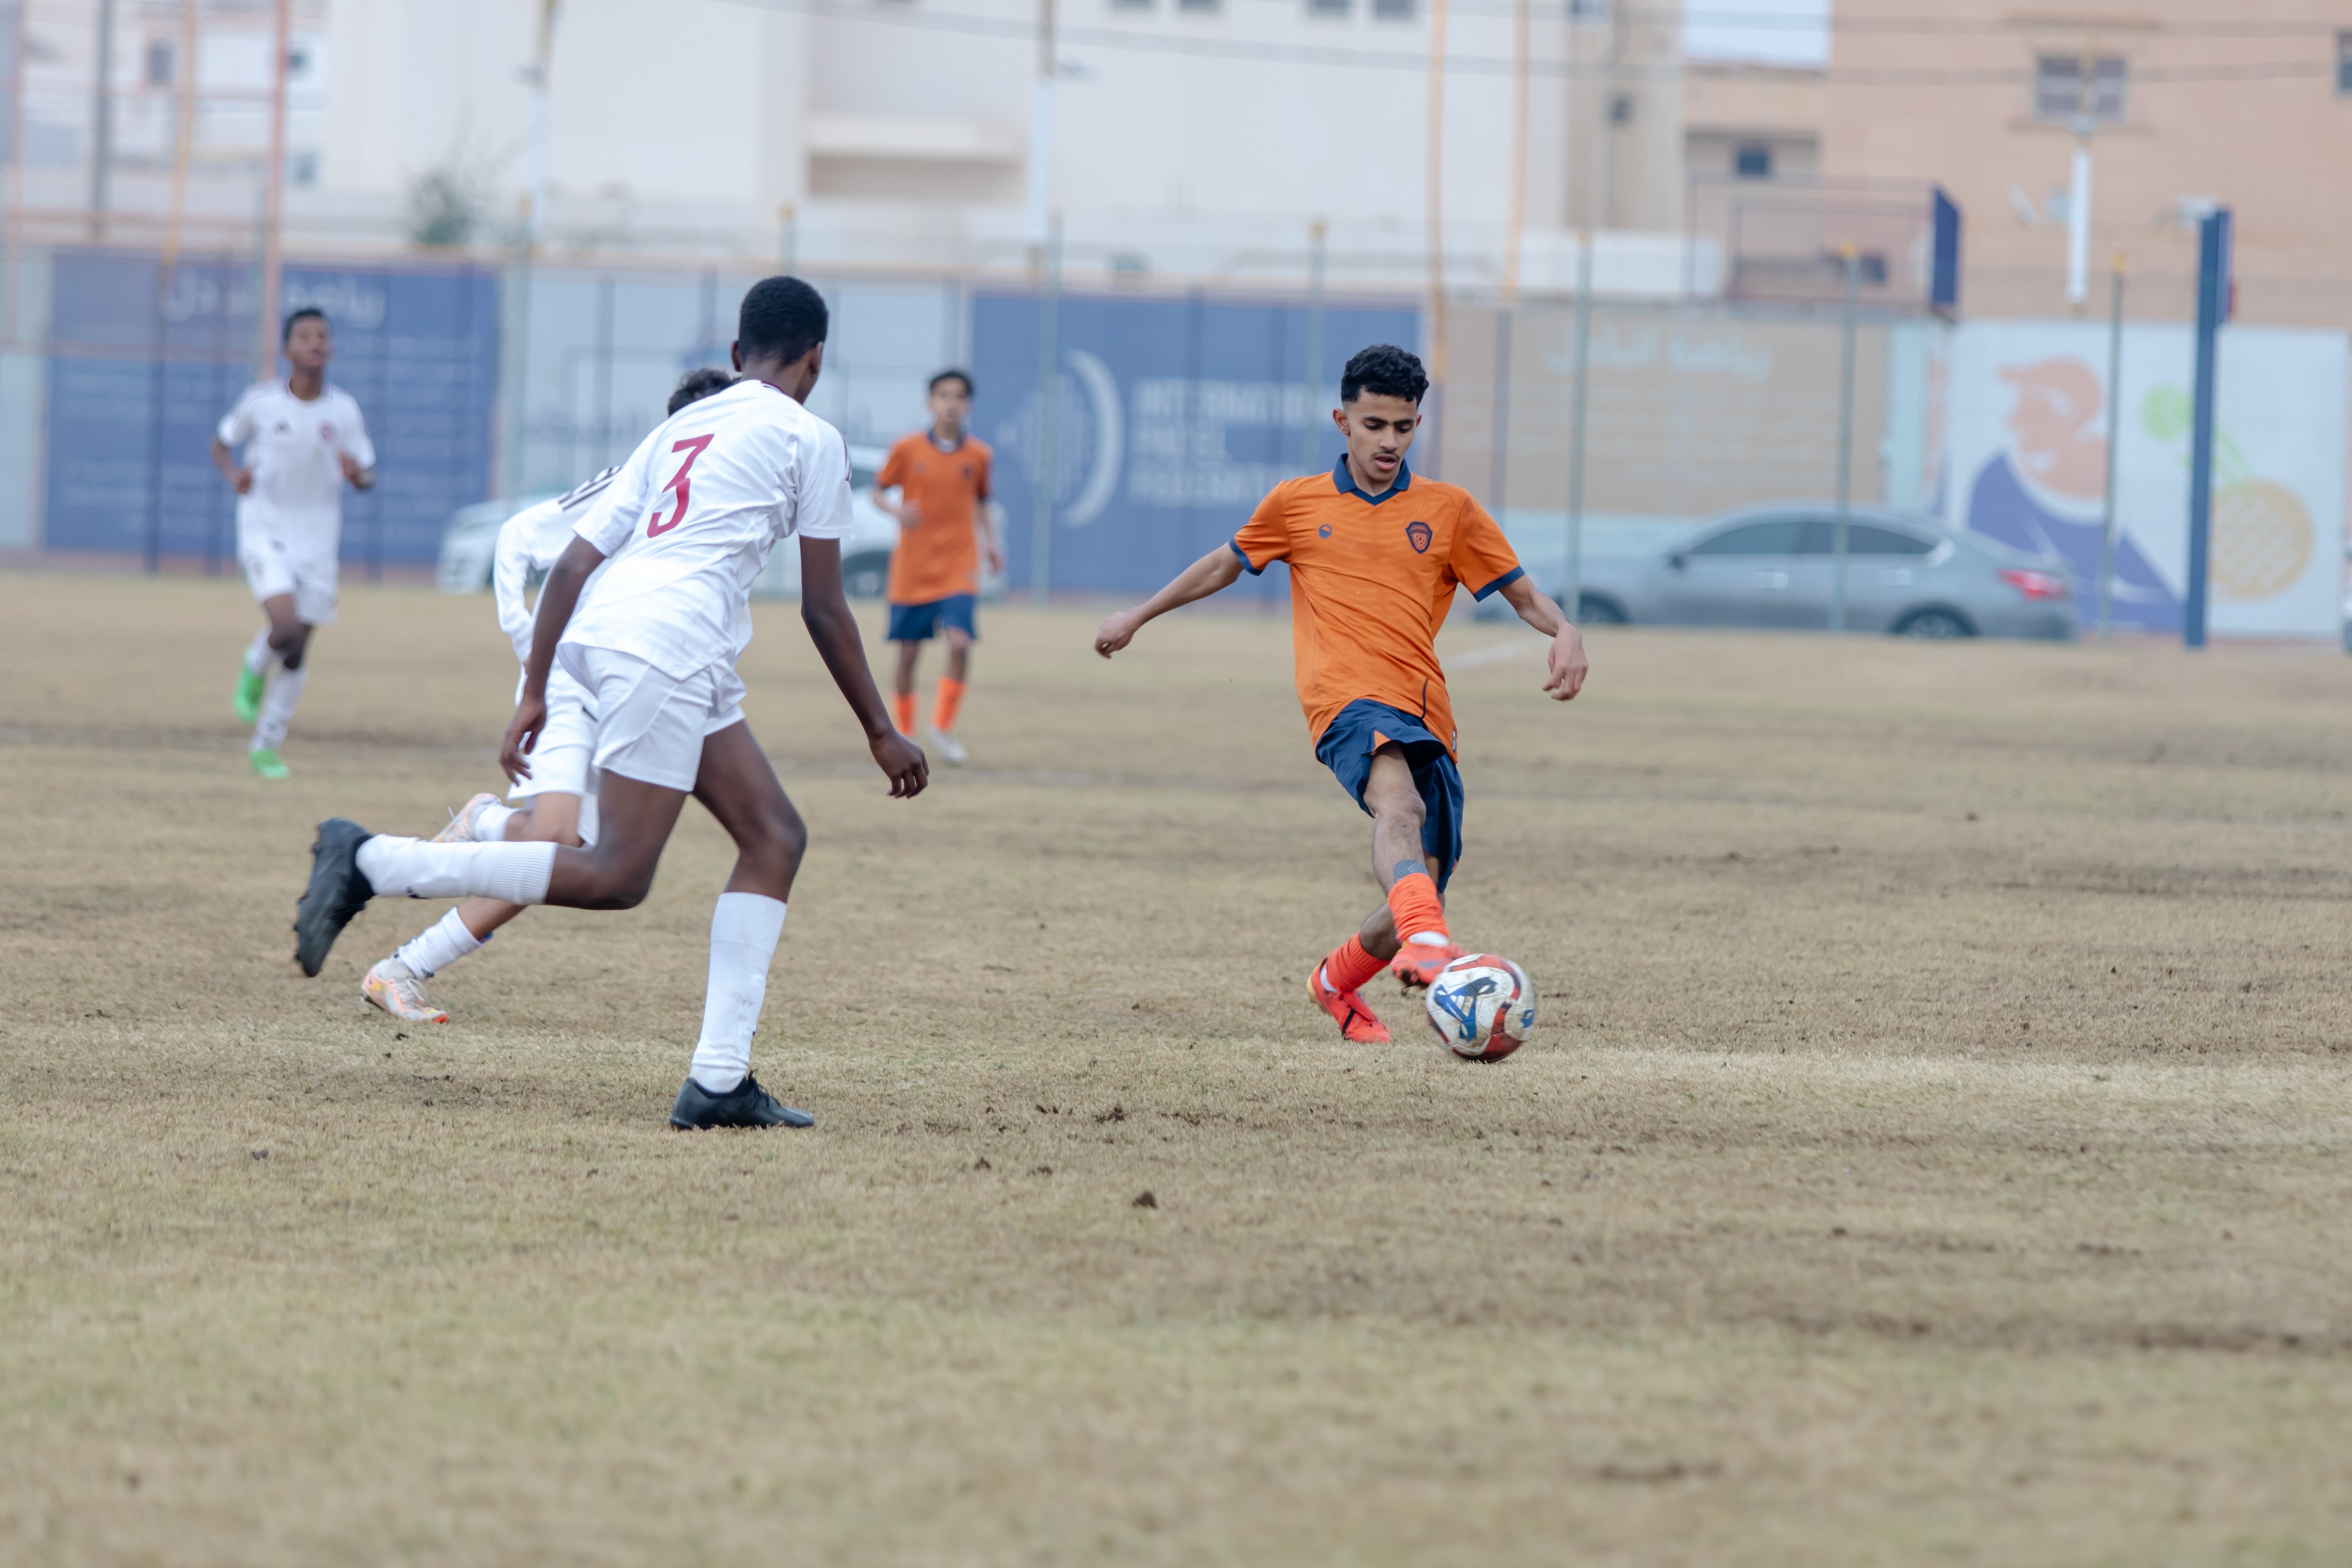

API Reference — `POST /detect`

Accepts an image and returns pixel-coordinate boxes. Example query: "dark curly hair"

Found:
[1340,344,1428,406]
[668,366,735,415]
[737,275,828,366]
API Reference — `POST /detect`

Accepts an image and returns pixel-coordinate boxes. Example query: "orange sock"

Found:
[1385,870,1450,945]
[934,676,966,733]
[893,692,916,734]
[1322,934,1385,995]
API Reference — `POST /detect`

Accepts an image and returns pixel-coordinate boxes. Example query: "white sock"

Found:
[395,906,487,978]
[355,836,557,904]
[473,802,520,841]
[688,892,787,1094]
[243,629,275,676]
[252,663,306,751]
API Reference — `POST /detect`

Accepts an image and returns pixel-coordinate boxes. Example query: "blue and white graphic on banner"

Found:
[971,293,1420,595]
[44,249,499,564]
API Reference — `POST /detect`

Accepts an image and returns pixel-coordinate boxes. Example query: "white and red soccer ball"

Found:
[1424,954,1537,1061]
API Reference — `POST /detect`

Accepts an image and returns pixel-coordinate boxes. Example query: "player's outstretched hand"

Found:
[872,730,929,798]
[1093,608,1143,659]
[1544,623,1589,702]
[499,693,548,784]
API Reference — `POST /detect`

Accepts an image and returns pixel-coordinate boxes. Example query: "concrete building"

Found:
[5,0,1709,292]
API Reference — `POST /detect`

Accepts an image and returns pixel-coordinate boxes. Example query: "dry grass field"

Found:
[6,571,2352,1566]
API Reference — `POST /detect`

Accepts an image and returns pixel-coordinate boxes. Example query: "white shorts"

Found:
[566,646,748,793]
[508,667,597,802]
[239,533,338,625]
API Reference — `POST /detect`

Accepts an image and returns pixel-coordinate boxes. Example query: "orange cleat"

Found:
[1388,937,1466,991]
[1308,964,1392,1044]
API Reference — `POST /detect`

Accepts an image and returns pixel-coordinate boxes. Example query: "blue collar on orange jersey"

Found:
[1331,454,1413,507]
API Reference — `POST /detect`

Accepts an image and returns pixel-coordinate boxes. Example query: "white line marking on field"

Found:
[1447,636,1545,670]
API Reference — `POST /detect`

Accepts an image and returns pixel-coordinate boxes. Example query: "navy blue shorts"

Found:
[886,594,978,643]
[1314,699,1465,892]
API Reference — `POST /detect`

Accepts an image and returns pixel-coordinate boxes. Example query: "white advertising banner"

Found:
[1944,321,2349,638]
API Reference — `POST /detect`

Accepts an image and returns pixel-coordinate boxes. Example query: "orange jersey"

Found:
[1230,458,1523,756]
[878,432,992,603]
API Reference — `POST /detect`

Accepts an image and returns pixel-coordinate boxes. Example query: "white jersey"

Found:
[216,380,375,551]
[493,467,621,664]
[564,380,854,679]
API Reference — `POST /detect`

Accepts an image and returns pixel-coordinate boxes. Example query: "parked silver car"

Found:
[1570,507,2078,640]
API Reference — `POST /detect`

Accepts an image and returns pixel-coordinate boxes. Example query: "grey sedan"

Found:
[1570,507,2079,640]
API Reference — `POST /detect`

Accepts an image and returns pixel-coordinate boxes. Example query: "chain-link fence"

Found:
[2,238,2344,638]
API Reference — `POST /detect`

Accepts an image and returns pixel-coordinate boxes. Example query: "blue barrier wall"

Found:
[971,291,1420,596]
[44,249,499,568]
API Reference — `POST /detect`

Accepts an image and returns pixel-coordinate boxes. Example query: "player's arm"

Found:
[499,535,607,782]
[338,405,377,491]
[1092,545,1245,658]
[800,535,928,799]
[210,397,254,494]
[208,437,251,495]
[1498,575,1589,701]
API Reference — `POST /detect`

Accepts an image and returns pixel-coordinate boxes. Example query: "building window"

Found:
[1609,93,1633,125]
[2338,31,2351,94]
[1177,0,1219,12]
[2033,55,2126,123]
[1734,143,1772,179]
[1308,0,1348,14]
[1570,0,1608,18]
[1112,0,1150,10]
[144,40,173,87]
[1372,0,1413,19]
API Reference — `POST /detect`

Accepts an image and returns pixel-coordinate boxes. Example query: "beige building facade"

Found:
[1819,0,2352,326]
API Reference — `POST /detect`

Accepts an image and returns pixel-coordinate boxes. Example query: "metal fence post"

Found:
[1829,244,1860,635]
[1562,231,1592,619]
[1029,210,1061,605]
[2184,207,2231,651]
[2096,252,2125,642]
[1299,218,1325,473]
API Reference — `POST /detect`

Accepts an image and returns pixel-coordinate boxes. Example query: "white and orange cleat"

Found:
[362,959,448,1024]
[1308,964,1392,1044]
[432,792,503,844]
[1388,934,1466,991]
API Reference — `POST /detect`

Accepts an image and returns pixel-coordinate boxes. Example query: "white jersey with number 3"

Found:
[563,379,854,679]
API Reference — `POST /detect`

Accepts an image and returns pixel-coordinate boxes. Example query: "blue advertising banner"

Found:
[43,249,499,568]
[970,291,1421,596]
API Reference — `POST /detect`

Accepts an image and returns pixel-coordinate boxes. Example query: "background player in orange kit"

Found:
[1091,344,1588,1044]
[877,370,1000,766]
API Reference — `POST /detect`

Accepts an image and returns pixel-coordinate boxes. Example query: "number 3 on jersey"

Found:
[645,434,715,538]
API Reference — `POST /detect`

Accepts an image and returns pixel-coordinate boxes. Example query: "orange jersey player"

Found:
[876,369,1000,766]
[1092,344,1588,1044]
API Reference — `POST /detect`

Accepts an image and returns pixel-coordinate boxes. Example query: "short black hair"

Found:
[282,306,328,344]
[668,366,734,415]
[737,276,828,367]
[1340,344,1428,405]
[928,369,973,397]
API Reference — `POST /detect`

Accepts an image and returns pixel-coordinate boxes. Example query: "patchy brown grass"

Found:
[4,573,2352,1566]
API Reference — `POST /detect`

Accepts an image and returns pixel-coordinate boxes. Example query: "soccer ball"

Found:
[1424,954,1537,1061]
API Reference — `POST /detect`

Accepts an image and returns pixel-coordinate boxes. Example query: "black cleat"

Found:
[669,1073,815,1130]
[293,818,377,978]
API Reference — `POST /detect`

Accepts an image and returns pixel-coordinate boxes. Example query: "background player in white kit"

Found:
[289,278,928,1130]
[360,367,735,1025]
[213,307,376,780]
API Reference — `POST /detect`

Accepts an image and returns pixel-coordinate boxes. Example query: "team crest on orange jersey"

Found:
[1405,520,1432,553]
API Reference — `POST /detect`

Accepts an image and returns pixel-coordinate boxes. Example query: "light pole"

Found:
[1828,244,1861,635]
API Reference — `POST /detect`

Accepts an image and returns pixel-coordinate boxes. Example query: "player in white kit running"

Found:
[290,279,929,1129]
[361,366,736,1025]
[213,307,376,780]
